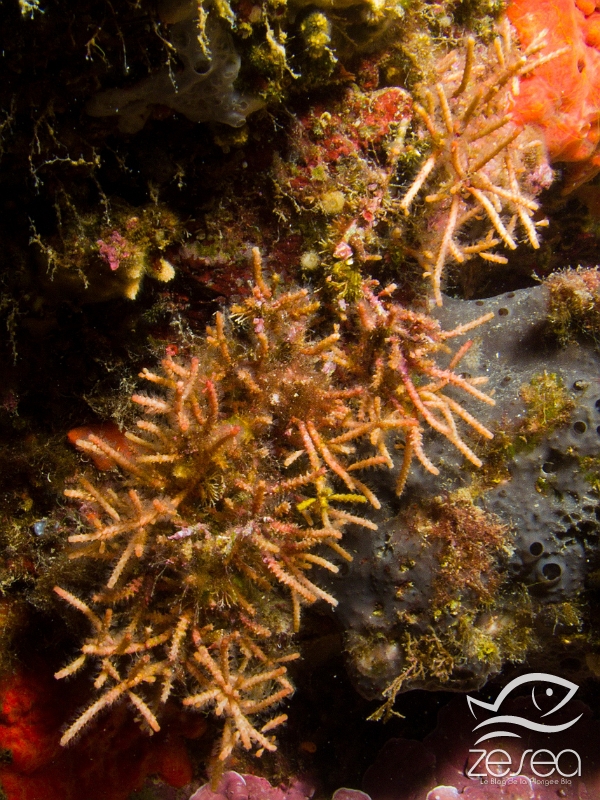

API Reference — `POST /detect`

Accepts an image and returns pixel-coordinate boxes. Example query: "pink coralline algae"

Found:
[422,777,583,799]
[189,772,371,800]
[189,772,313,800]
[423,778,573,798]
[363,695,600,800]
[97,231,132,272]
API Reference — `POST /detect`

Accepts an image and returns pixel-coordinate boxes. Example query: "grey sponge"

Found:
[87,16,262,133]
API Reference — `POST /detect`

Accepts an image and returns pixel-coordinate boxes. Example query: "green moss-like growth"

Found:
[360,492,536,721]
[370,592,534,721]
[547,268,600,345]
[298,11,337,77]
[579,453,600,495]
[324,258,365,302]
[423,493,509,611]
[478,372,575,487]
[367,630,456,721]
[452,0,507,39]
[519,372,576,443]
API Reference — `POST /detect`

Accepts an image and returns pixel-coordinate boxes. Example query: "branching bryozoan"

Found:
[56,249,495,755]
[397,23,566,305]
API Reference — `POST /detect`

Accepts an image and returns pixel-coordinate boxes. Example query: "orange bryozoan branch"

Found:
[396,23,566,305]
[55,249,495,757]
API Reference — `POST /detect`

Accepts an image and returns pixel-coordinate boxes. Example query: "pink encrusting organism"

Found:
[97,230,132,272]
[189,771,371,800]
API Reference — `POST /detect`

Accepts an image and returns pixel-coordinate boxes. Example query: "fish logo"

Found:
[467,673,582,744]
